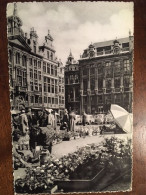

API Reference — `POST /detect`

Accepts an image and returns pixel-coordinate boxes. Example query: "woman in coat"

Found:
[69,110,76,131]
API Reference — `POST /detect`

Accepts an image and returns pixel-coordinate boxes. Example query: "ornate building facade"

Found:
[8,4,65,114]
[65,34,133,114]
[65,51,80,113]
[79,34,133,114]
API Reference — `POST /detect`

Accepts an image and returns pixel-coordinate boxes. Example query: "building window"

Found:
[115,77,120,88]
[55,67,57,76]
[115,94,121,104]
[30,96,34,103]
[91,78,95,91]
[105,62,112,76]
[98,78,103,89]
[30,68,33,79]
[62,87,64,93]
[34,60,37,68]
[35,96,39,103]
[39,84,42,92]
[52,97,54,104]
[47,51,49,59]
[51,79,54,93]
[55,83,58,93]
[22,71,27,86]
[106,78,111,89]
[29,58,32,66]
[39,97,42,104]
[48,97,51,104]
[55,98,58,104]
[47,63,50,74]
[44,96,47,103]
[30,82,33,91]
[48,84,50,93]
[43,62,46,72]
[34,81,38,91]
[123,59,130,73]
[51,52,53,60]
[38,71,41,80]
[44,77,47,92]
[59,86,61,92]
[17,69,22,86]
[124,76,130,87]
[22,55,27,67]
[59,96,61,104]
[38,61,41,69]
[75,75,79,83]
[70,75,74,83]
[34,70,37,79]
[62,97,64,104]
[16,52,20,64]
[114,61,121,73]
[51,65,54,75]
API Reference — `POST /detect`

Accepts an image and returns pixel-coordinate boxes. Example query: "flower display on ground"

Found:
[15,136,132,193]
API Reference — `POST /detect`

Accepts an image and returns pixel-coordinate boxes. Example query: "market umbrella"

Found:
[110,104,133,133]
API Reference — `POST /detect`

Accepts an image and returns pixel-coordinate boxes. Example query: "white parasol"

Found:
[110,104,133,133]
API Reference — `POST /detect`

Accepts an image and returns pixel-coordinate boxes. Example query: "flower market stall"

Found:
[15,136,132,193]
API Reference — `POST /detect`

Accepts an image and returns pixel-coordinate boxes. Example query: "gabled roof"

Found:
[9,35,31,52]
[93,37,129,48]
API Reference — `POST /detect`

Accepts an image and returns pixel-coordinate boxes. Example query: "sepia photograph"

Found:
[7,1,133,193]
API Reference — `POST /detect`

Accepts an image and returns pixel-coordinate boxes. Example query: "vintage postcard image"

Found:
[7,1,134,193]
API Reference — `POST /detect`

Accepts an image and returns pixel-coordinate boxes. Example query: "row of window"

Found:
[65,74,79,84]
[82,60,130,75]
[30,96,65,105]
[44,96,64,104]
[83,93,129,105]
[83,76,130,91]
[16,69,27,86]
[43,62,57,76]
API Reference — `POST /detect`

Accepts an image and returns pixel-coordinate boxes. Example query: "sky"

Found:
[7,2,134,65]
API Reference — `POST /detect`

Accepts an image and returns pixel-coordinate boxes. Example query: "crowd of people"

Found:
[12,106,89,168]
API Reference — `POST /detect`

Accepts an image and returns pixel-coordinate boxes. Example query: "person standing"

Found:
[82,111,87,126]
[69,110,76,131]
[20,109,29,135]
[48,110,55,128]
[61,109,69,131]
[26,108,33,129]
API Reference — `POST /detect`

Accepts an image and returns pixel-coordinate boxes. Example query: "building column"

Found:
[111,65,115,103]
[94,66,98,112]
[102,75,106,109]
[80,69,83,114]
[87,66,91,114]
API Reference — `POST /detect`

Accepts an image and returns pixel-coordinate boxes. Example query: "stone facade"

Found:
[8,4,65,114]
[65,34,133,114]
[65,51,80,114]
[79,35,133,114]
